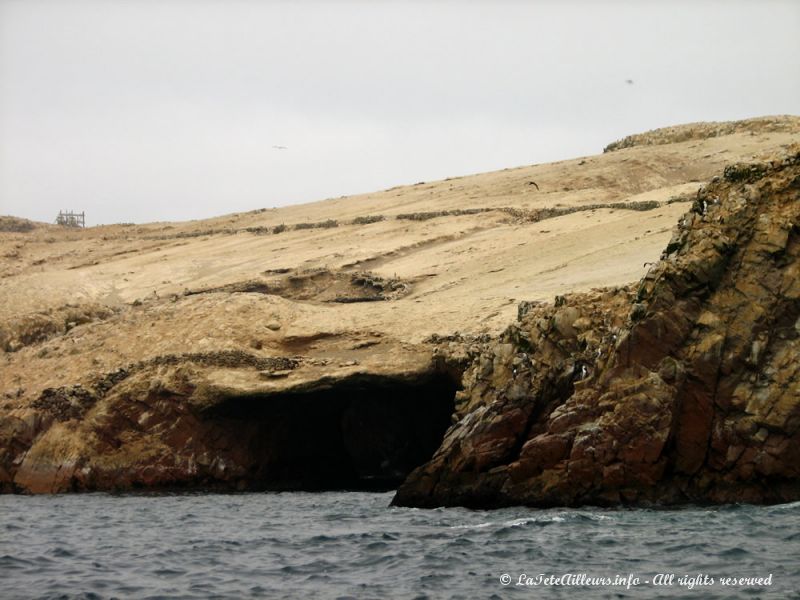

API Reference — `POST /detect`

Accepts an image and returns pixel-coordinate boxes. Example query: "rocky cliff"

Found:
[1,116,798,499]
[394,150,800,507]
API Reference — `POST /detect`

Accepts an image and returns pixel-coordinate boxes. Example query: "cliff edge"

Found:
[394,149,800,507]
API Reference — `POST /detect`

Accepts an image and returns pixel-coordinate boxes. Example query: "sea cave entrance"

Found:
[204,373,458,491]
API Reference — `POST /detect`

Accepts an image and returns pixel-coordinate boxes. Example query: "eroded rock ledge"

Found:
[393,150,800,508]
[2,362,458,493]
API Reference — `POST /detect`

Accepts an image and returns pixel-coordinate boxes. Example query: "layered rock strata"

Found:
[394,151,800,507]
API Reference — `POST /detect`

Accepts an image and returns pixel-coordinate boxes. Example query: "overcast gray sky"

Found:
[1,0,798,225]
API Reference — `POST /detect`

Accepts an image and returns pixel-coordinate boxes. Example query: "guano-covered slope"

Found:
[0,116,798,497]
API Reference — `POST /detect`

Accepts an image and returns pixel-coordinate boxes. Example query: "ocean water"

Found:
[1,492,798,599]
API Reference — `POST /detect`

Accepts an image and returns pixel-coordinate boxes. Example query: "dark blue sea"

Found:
[1,492,798,599]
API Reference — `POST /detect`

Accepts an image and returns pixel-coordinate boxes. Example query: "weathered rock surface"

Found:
[1,116,798,497]
[1,343,458,493]
[393,150,800,507]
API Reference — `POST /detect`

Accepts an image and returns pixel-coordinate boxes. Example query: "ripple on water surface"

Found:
[1,492,798,599]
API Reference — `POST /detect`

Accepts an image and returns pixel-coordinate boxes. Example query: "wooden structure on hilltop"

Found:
[55,210,85,228]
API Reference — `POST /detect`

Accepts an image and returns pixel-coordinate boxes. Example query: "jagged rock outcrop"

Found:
[0,303,117,352]
[393,150,800,508]
[603,115,800,152]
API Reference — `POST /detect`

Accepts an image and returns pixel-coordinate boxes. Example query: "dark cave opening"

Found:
[204,373,458,491]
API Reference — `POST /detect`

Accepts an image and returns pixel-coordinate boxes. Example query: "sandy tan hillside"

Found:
[0,115,798,494]
[2,116,799,390]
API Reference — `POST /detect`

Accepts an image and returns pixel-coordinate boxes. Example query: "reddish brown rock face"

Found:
[394,150,800,508]
[1,369,457,494]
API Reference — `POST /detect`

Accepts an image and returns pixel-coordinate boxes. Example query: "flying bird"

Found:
[625,79,634,85]
[272,145,288,150]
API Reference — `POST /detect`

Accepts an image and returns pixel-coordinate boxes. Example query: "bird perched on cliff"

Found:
[571,362,590,381]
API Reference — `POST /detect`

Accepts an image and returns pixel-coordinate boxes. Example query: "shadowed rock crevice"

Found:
[182,268,411,303]
[196,374,460,491]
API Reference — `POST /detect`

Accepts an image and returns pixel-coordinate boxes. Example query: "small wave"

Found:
[504,516,565,526]
[187,538,242,546]
[40,593,105,600]
[450,521,493,529]
[717,547,750,558]
[450,536,475,546]
[767,500,800,511]
[572,512,613,521]
[595,537,620,546]
[450,514,575,530]
[280,560,335,575]
[152,567,187,577]
[660,542,713,554]
[0,554,36,569]
[364,541,389,551]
